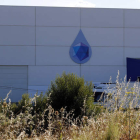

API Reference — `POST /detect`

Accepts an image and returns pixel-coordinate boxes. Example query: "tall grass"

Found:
[0,71,140,139]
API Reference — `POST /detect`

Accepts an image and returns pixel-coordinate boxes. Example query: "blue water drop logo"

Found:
[69,30,92,64]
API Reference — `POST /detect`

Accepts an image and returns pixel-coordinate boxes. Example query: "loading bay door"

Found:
[0,66,28,102]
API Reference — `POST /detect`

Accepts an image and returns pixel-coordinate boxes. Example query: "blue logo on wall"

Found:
[69,30,92,64]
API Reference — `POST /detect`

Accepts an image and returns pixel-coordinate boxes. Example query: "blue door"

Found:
[127,58,140,81]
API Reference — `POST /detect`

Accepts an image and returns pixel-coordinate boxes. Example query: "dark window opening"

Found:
[94,92,104,102]
[137,76,140,81]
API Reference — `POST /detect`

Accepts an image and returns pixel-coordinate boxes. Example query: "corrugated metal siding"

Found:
[0,66,28,102]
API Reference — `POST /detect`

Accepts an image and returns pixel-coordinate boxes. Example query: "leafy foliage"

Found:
[46,72,94,117]
[11,93,31,114]
[11,93,48,115]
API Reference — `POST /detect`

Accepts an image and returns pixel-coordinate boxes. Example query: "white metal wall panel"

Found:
[81,66,126,82]
[124,9,140,28]
[124,47,140,65]
[0,6,35,26]
[125,28,140,47]
[0,66,28,102]
[81,8,123,27]
[36,7,80,27]
[36,27,80,46]
[0,26,35,45]
[0,46,35,65]
[36,46,78,65]
[28,86,48,96]
[28,66,80,86]
[81,28,123,47]
[83,47,124,66]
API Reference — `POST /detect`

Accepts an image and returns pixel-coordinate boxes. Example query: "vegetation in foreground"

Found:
[0,72,140,140]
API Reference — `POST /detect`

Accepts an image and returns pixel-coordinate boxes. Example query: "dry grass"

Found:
[0,72,140,140]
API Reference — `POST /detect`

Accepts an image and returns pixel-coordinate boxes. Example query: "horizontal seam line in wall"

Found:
[28,86,49,87]
[0,45,124,47]
[0,73,27,75]
[0,78,26,79]
[0,45,35,46]
[78,27,140,29]
[28,65,126,66]
[1,25,140,28]
[0,25,35,27]
[82,65,126,66]
[0,65,127,67]
[0,45,125,47]
[35,45,124,47]
[124,46,140,48]
[0,72,27,74]
[36,26,124,28]
[0,45,140,47]
[28,85,48,86]
[0,46,138,49]
[0,65,37,66]
[0,25,78,27]
[35,26,140,29]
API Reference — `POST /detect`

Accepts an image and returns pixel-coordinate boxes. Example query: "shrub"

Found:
[46,72,94,117]
[11,93,48,115]
[35,92,48,113]
[12,93,31,114]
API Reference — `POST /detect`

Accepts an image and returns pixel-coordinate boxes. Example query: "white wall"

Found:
[36,7,80,27]
[81,66,126,82]
[36,27,80,46]
[28,66,80,86]
[84,47,124,66]
[124,9,140,28]
[0,6,140,95]
[0,26,35,45]
[0,46,35,65]
[81,28,123,47]
[0,6,35,26]
[36,46,78,65]
[81,8,123,27]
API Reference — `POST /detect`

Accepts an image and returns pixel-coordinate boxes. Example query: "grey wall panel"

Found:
[82,28,123,47]
[0,6,35,26]
[0,26,35,45]
[0,66,28,102]
[0,46,35,65]
[0,66,27,73]
[81,8,123,27]
[0,79,27,84]
[81,66,126,82]
[36,7,80,26]
[124,47,140,65]
[84,47,124,66]
[0,73,27,79]
[125,29,140,47]
[28,66,80,86]
[28,86,48,95]
[124,10,140,27]
[36,46,77,65]
[1,87,28,102]
[36,27,80,46]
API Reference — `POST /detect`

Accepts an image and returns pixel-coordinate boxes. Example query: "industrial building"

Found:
[0,5,139,101]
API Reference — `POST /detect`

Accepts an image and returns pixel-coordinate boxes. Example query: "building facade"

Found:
[0,5,139,101]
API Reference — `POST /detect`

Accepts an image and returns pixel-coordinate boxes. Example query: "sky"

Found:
[0,0,140,9]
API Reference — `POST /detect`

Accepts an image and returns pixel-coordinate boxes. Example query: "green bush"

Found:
[35,92,48,113]
[46,72,94,117]
[12,93,31,114]
[11,93,48,115]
